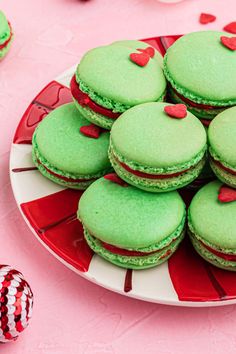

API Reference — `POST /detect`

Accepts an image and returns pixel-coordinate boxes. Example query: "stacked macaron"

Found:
[33,33,236,271]
[70,40,166,129]
[164,31,236,126]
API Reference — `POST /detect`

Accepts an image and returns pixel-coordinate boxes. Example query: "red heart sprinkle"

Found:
[104,173,129,187]
[137,46,155,58]
[220,36,236,50]
[80,124,102,139]
[218,185,236,203]
[223,22,236,34]
[199,13,216,25]
[130,52,150,67]
[164,104,187,119]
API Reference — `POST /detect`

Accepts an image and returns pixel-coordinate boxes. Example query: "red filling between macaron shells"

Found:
[36,158,97,183]
[0,23,13,50]
[114,154,191,180]
[199,239,236,262]
[70,75,121,120]
[211,157,236,176]
[100,239,175,259]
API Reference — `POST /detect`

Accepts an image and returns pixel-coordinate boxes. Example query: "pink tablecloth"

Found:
[1,0,236,352]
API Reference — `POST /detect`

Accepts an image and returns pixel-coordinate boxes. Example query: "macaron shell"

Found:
[208,106,236,168]
[33,103,111,176]
[189,180,236,250]
[77,44,166,106]
[164,31,236,105]
[110,102,207,170]
[78,177,186,249]
[0,11,11,44]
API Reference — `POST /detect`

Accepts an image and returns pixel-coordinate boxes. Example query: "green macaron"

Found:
[109,102,207,192]
[208,106,236,188]
[32,103,112,189]
[78,176,186,269]
[0,11,13,59]
[70,40,166,129]
[188,180,236,271]
[164,31,236,123]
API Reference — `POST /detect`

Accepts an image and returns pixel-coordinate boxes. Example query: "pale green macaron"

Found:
[109,102,207,192]
[78,176,186,269]
[208,106,236,188]
[32,103,112,189]
[188,180,236,271]
[164,31,236,123]
[70,40,166,129]
[0,11,13,59]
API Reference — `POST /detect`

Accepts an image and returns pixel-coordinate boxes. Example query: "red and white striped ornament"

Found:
[0,265,33,343]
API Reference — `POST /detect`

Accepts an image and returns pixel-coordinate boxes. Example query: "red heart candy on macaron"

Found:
[220,36,236,50]
[80,124,102,139]
[218,185,236,203]
[104,173,129,187]
[164,104,187,119]
[199,13,216,24]
[130,52,150,67]
[137,46,155,58]
[223,22,236,34]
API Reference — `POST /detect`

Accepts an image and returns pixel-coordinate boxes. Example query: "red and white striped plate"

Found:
[10,35,236,307]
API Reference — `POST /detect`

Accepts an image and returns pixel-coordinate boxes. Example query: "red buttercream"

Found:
[70,75,120,119]
[37,159,96,183]
[212,158,236,176]
[101,241,161,257]
[200,240,236,262]
[115,155,189,179]
[172,87,227,110]
[0,23,13,50]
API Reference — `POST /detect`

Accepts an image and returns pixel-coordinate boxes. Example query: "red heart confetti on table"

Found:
[104,173,129,187]
[137,46,155,58]
[220,36,236,50]
[223,22,236,34]
[80,124,103,139]
[199,13,216,25]
[164,104,187,119]
[218,185,236,203]
[130,52,150,67]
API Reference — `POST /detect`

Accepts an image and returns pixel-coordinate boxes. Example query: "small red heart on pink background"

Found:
[199,13,216,25]
[104,173,129,187]
[218,185,236,203]
[221,36,236,51]
[130,52,150,67]
[223,22,236,34]
[80,124,102,139]
[164,104,187,119]
[137,46,155,58]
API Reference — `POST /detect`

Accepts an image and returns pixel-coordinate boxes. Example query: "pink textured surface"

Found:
[1,0,236,352]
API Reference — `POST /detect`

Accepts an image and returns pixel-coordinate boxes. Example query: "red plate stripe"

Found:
[168,238,236,301]
[13,81,72,144]
[21,189,94,272]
